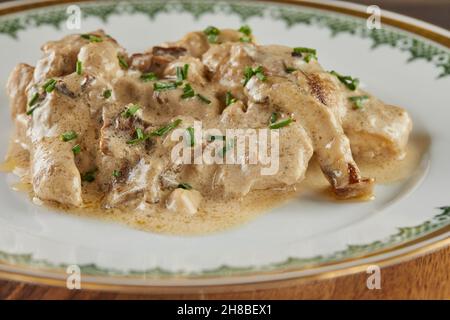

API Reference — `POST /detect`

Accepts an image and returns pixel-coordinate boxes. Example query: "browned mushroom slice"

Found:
[245,75,374,199]
[129,53,153,72]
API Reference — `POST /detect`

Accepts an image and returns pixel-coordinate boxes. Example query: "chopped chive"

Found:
[196,93,211,104]
[112,170,121,178]
[204,26,220,43]
[270,112,279,124]
[256,71,266,81]
[177,182,192,190]
[140,72,158,82]
[121,104,140,118]
[186,127,195,147]
[238,25,252,42]
[238,25,252,36]
[126,128,146,145]
[285,66,296,73]
[153,81,178,91]
[176,64,189,82]
[26,104,40,115]
[128,120,183,144]
[76,60,82,75]
[292,47,317,62]
[150,119,182,137]
[81,169,97,182]
[103,89,112,99]
[26,92,41,115]
[60,130,78,142]
[243,66,266,86]
[349,95,369,109]
[225,91,237,106]
[81,34,103,43]
[269,117,293,129]
[330,70,359,91]
[117,54,128,69]
[28,92,40,108]
[42,79,57,93]
[292,47,317,56]
[136,128,144,140]
[181,83,195,99]
[72,144,81,155]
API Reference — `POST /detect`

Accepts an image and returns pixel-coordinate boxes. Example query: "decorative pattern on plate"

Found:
[0,207,448,276]
[0,0,449,78]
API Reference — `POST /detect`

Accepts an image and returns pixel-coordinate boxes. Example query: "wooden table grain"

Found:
[0,0,449,300]
[0,246,449,299]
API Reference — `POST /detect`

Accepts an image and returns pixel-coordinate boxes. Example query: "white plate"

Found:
[0,0,449,291]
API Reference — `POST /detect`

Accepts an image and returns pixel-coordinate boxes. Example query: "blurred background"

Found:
[348,0,449,29]
[0,0,448,29]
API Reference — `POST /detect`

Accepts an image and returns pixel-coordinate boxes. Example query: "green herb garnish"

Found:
[150,119,182,137]
[196,93,211,104]
[204,26,220,43]
[112,170,121,178]
[186,127,195,147]
[225,91,237,106]
[292,47,317,62]
[349,95,369,109]
[61,130,78,142]
[121,104,140,118]
[42,79,57,93]
[330,70,359,91]
[176,64,189,82]
[81,169,97,182]
[103,89,112,99]
[238,25,252,42]
[26,92,42,115]
[269,117,293,129]
[181,83,195,99]
[153,82,178,91]
[243,66,266,86]
[127,120,183,145]
[292,47,316,56]
[28,92,39,107]
[285,66,296,73]
[238,25,252,36]
[72,144,81,155]
[270,112,279,124]
[140,72,158,82]
[126,128,146,145]
[81,34,103,43]
[177,183,192,190]
[117,54,128,69]
[76,60,82,75]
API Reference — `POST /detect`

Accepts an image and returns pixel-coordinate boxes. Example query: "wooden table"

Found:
[0,0,449,300]
[0,246,449,299]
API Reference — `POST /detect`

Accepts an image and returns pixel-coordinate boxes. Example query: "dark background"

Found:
[347,0,449,29]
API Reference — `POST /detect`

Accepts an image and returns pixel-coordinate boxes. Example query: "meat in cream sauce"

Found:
[4,27,414,234]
